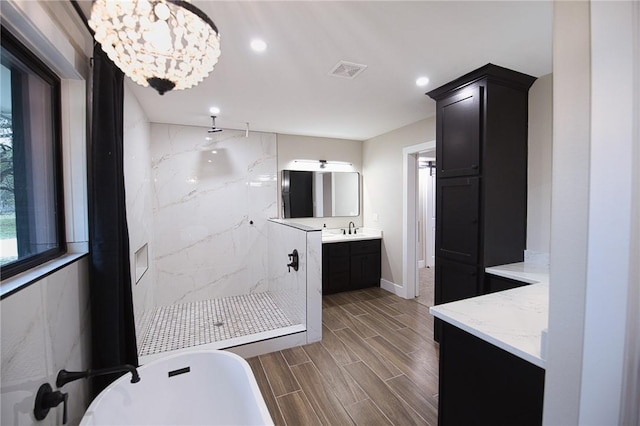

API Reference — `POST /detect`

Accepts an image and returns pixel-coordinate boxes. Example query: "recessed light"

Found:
[416,76,430,87]
[209,106,220,115]
[250,39,267,53]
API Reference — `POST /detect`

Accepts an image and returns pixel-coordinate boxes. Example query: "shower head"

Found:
[208,116,222,133]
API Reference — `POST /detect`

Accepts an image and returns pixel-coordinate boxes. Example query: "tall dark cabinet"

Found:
[427,64,536,339]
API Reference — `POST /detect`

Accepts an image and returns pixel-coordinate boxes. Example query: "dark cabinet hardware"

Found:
[287,249,299,272]
[34,383,68,424]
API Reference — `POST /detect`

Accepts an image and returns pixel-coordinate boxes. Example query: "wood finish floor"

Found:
[247,287,440,426]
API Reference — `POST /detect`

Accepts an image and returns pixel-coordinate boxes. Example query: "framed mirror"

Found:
[282,170,359,218]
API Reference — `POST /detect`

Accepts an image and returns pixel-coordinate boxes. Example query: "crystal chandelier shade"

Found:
[88,0,221,95]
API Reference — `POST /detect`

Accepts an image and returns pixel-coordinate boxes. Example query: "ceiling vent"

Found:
[328,61,368,79]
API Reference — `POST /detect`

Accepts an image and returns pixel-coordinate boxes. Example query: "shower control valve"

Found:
[287,249,299,272]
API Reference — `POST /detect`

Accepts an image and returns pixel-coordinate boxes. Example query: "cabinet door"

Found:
[435,258,480,305]
[436,177,480,264]
[322,243,350,294]
[350,240,381,290]
[436,85,482,178]
[438,323,545,426]
[350,253,381,290]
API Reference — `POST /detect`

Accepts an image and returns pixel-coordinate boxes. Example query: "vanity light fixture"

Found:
[293,159,353,167]
[89,0,221,95]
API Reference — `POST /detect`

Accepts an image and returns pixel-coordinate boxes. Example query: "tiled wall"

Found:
[267,221,309,326]
[149,124,277,307]
[123,86,156,336]
[267,220,322,343]
[0,259,91,426]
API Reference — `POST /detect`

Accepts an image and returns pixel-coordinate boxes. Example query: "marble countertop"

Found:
[429,262,549,369]
[321,228,382,244]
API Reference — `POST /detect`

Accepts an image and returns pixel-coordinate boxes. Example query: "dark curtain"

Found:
[88,45,138,398]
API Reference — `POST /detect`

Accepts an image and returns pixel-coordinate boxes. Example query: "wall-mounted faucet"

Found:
[348,221,356,235]
[56,364,140,388]
[34,365,140,425]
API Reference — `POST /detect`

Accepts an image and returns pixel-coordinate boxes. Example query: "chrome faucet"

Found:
[348,221,356,235]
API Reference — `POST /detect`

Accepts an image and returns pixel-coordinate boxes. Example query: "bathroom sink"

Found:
[321,228,382,243]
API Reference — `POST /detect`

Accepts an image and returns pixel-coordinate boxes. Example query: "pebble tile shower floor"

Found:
[138,292,294,356]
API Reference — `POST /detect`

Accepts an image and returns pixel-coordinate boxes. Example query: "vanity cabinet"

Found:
[427,64,536,340]
[322,239,381,294]
[439,323,545,426]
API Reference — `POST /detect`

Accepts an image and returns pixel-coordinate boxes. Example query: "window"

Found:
[0,27,65,280]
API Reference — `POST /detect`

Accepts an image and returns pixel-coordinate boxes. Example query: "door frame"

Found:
[402,140,435,299]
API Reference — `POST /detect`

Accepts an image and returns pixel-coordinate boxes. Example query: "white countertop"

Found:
[429,262,549,369]
[321,228,382,244]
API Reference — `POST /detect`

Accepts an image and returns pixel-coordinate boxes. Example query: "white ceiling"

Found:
[78,1,553,141]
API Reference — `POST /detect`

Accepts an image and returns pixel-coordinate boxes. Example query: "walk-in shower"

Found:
[123,98,320,362]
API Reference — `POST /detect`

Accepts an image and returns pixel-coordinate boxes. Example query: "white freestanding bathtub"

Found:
[80,350,273,425]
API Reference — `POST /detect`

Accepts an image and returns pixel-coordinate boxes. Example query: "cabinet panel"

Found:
[350,239,380,255]
[436,85,481,178]
[435,258,479,305]
[350,253,381,290]
[436,177,480,264]
[322,243,350,294]
[439,323,544,426]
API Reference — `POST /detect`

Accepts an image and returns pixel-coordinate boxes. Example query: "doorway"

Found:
[401,141,435,300]
[415,156,436,307]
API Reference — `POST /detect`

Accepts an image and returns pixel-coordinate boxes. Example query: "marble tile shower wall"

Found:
[123,88,155,337]
[266,220,323,342]
[267,221,308,326]
[150,124,277,307]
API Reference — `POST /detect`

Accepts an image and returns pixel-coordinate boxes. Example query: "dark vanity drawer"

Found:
[350,239,381,255]
[324,242,349,257]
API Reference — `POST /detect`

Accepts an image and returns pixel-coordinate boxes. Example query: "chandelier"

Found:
[89,0,221,95]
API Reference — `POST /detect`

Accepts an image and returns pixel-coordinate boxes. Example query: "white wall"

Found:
[544,1,640,424]
[579,1,638,423]
[362,117,436,285]
[123,85,156,338]
[544,3,592,422]
[277,133,363,229]
[527,73,553,256]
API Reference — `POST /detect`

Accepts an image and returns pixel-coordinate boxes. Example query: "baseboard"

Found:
[380,278,404,296]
